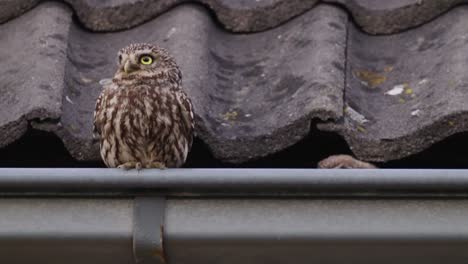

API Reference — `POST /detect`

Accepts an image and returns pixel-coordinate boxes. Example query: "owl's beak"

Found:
[123,60,139,74]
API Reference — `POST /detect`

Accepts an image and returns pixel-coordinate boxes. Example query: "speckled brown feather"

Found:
[93,43,194,169]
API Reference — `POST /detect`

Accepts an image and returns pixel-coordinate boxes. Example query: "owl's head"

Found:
[114,43,181,83]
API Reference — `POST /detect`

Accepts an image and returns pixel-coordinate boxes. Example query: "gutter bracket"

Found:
[133,196,167,264]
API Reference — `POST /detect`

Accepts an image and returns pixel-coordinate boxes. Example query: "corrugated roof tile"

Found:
[0,2,70,148]
[2,0,466,34]
[1,1,468,164]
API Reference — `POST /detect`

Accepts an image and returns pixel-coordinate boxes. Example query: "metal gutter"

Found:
[0,168,467,197]
[0,197,134,264]
[165,198,468,264]
[1,168,468,264]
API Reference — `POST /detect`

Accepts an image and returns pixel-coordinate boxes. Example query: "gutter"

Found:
[1,168,468,196]
[0,169,468,264]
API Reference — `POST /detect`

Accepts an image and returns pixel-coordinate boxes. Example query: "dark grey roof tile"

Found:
[199,0,319,33]
[0,2,71,148]
[63,0,467,34]
[2,0,319,33]
[63,0,181,31]
[326,0,466,34]
[3,1,468,164]
[2,0,314,32]
[3,0,466,34]
[195,5,347,162]
[0,0,39,24]
[320,6,468,161]
[62,0,320,32]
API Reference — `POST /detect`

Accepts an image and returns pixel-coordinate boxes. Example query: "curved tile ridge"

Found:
[0,2,71,148]
[45,3,346,163]
[325,0,467,35]
[0,0,319,32]
[64,0,320,33]
[49,0,468,34]
[62,0,183,31]
[191,4,346,163]
[2,0,467,34]
[320,5,468,162]
[0,0,39,24]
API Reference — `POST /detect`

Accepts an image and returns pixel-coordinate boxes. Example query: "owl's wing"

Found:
[178,91,195,146]
[93,80,114,140]
[93,92,105,140]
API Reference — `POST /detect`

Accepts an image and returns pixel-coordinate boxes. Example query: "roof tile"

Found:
[36,4,345,162]
[321,6,468,161]
[0,2,71,148]
[1,0,465,34]
[2,1,468,164]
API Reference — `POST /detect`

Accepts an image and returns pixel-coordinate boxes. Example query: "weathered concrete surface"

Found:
[0,3,71,148]
[321,6,468,161]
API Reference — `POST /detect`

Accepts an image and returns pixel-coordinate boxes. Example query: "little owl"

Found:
[93,43,194,169]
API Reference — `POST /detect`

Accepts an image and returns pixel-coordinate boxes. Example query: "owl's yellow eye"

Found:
[140,55,153,65]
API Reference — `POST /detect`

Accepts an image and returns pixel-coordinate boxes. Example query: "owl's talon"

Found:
[117,161,143,170]
[135,162,143,171]
[117,164,128,170]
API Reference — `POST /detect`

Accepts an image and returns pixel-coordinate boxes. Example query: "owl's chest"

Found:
[102,86,176,137]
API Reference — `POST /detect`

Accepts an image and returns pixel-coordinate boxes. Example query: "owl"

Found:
[93,43,194,169]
